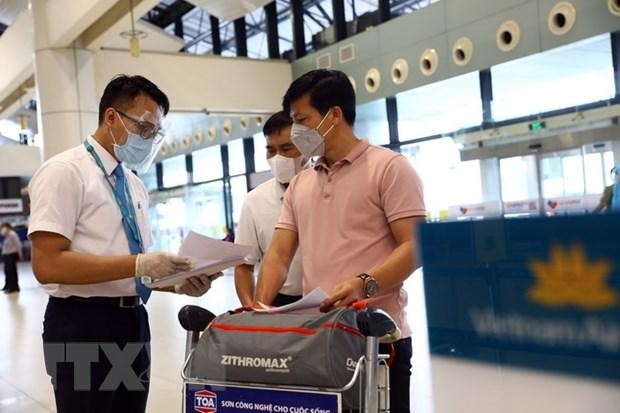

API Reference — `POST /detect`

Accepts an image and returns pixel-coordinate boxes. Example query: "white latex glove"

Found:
[135,252,192,279]
[174,274,216,297]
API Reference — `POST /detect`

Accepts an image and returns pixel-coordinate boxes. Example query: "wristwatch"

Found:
[356,273,379,298]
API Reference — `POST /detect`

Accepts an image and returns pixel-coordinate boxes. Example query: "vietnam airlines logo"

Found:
[528,244,618,310]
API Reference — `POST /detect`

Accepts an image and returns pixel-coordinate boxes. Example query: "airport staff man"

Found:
[256,69,426,412]
[234,111,306,307]
[28,75,212,413]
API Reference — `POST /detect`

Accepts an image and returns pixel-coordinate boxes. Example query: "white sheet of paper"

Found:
[144,231,251,289]
[255,287,328,313]
[178,231,249,260]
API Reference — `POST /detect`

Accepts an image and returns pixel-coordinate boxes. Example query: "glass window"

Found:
[221,48,237,58]
[246,8,269,59]
[175,8,212,54]
[277,11,294,57]
[583,150,615,193]
[584,152,604,195]
[148,188,189,253]
[219,20,236,56]
[540,150,585,198]
[562,155,585,196]
[139,163,158,192]
[247,33,268,59]
[231,175,248,228]
[345,1,379,22]
[397,71,482,141]
[304,0,387,53]
[162,155,188,188]
[500,155,539,202]
[193,145,223,182]
[540,156,564,198]
[356,99,389,145]
[491,34,615,121]
[303,0,333,53]
[228,138,246,176]
[188,181,227,239]
[254,133,270,172]
[401,137,482,219]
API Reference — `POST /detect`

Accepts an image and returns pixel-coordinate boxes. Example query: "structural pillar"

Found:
[291,0,306,59]
[30,0,98,161]
[265,1,280,59]
[332,0,346,42]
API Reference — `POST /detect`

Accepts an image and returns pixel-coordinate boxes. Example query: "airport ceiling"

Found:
[0,1,429,55]
[143,0,428,57]
[0,0,26,34]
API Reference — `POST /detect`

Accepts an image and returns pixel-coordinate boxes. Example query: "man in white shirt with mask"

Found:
[28,75,213,413]
[234,111,306,307]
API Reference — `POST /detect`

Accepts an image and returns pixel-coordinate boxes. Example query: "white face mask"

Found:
[1,228,8,237]
[290,110,334,159]
[267,154,305,184]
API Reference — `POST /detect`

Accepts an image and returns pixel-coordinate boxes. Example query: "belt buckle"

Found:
[120,296,138,308]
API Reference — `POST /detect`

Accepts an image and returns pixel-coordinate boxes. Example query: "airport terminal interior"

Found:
[1,0,620,412]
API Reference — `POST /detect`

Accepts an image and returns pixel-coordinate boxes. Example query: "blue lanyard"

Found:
[83,140,144,251]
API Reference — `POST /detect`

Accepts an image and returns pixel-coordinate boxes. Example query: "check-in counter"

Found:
[419,214,620,412]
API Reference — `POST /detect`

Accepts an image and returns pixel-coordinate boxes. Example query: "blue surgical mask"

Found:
[290,110,334,158]
[111,112,154,170]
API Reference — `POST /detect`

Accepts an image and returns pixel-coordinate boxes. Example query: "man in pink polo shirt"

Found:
[255,69,425,412]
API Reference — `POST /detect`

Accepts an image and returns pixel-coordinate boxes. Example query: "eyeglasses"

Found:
[115,109,165,142]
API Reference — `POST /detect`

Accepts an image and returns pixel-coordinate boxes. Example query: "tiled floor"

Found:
[1,263,619,412]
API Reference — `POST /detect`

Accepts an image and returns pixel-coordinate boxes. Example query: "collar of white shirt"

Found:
[86,135,119,177]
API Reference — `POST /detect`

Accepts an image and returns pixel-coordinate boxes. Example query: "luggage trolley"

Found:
[178,302,398,413]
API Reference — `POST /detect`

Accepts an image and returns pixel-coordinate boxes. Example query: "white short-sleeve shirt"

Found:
[27,136,153,298]
[1,230,22,255]
[235,178,303,296]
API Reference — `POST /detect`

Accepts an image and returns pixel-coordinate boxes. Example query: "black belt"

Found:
[51,295,142,308]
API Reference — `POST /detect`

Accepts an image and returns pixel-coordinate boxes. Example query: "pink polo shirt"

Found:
[277,139,425,337]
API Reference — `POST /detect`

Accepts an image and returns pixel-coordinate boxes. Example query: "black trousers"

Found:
[271,293,302,307]
[2,253,19,290]
[344,337,412,413]
[380,337,413,413]
[42,296,151,413]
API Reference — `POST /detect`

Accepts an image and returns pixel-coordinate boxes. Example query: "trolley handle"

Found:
[354,303,398,338]
[178,305,216,360]
[178,305,216,332]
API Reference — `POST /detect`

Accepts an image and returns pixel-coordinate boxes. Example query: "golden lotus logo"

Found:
[528,244,618,310]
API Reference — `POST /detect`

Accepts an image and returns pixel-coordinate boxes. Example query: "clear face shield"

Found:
[114,109,169,173]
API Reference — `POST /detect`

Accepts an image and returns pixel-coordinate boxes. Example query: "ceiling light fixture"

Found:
[120,0,147,57]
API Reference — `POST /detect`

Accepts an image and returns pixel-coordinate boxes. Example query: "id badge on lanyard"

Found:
[83,140,144,252]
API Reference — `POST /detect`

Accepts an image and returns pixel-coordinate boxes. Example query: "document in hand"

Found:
[255,287,328,313]
[144,231,252,289]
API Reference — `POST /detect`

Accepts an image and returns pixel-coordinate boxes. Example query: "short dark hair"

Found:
[282,69,356,125]
[1,222,11,230]
[98,75,169,124]
[263,110,293,137]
